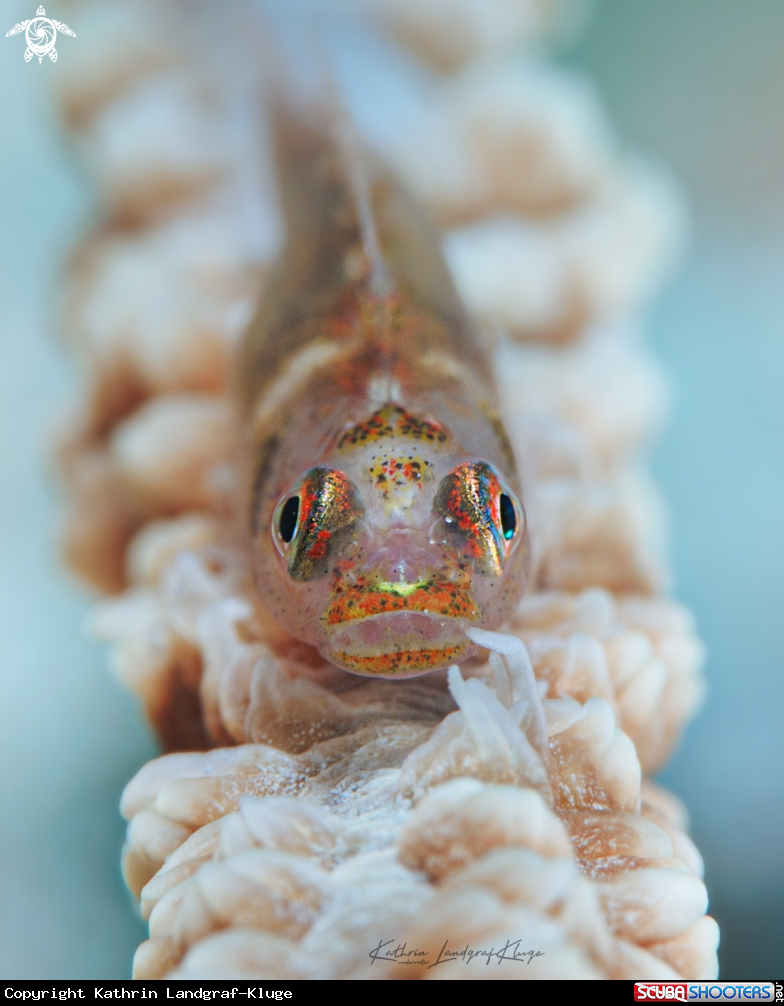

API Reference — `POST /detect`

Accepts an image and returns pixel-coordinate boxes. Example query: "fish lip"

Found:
[324,609,474,678]
[323,581,479,626]
[329,641,470,678]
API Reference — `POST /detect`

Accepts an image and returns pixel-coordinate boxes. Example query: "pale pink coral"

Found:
[117,637,713,979]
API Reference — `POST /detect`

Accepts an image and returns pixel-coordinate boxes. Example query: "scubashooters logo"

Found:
[635,984,775,1002]
[5,6,75,63]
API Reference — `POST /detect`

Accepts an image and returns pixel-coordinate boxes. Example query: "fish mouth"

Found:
[324,580,479,677]
[322,587,475,676]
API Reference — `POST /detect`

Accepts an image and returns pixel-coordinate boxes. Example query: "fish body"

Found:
[238,108,530,677]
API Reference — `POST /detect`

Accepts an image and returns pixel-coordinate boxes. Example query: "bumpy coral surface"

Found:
[56,0,714,980]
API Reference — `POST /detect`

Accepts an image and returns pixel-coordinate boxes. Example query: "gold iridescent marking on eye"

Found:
[281,467,363,581]
[435,461,510,576]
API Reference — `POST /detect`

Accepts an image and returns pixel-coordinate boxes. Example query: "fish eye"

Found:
[433,461,523,575]
[272,468,364,580]
[499,493,516,540]
[278,496,300,543]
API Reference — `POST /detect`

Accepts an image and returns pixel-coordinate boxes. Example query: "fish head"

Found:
[257,404,530,678]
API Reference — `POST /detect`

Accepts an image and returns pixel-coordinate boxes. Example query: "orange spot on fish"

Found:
[323,582,479,625]
[305,528,331,560]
